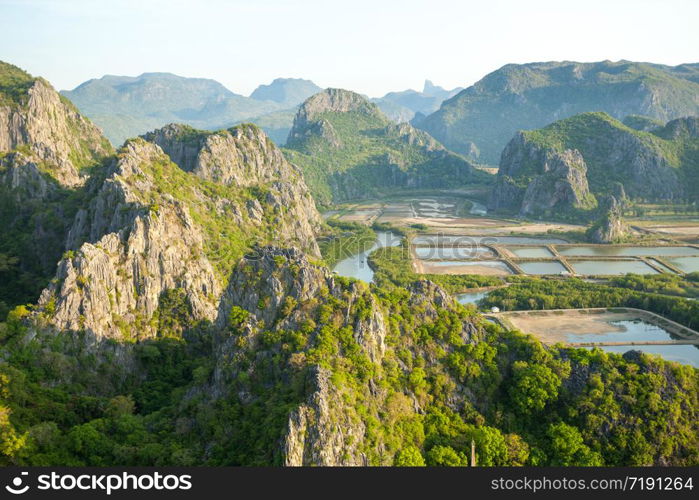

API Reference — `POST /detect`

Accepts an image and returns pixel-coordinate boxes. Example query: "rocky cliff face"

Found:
[286,88,383,147]
[0,64,321,339]
[490,132,595,215]
[0,63,113,313]
[489,112,692,216]
[283,365,368,466]
[0,152,76,278]
[202,246,482,466]
[144,123,301,186]
[38,140,221,339]
[216,246,334,330]
[0,76,111,187]
[35,122,321,340]
[1,151,61,203]
[588,185,629,243]
[144,123,321,251]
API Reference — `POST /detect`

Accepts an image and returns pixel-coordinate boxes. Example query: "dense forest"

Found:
[1,275,697,466]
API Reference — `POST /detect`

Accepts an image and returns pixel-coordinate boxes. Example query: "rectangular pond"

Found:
[590,344,699,367]
[665,256,699,273]
[414,246,495,260]
[413,235,568,246]
[414,199,457,218]
[566,320,699,367]
[504,311,699,367]
[508,247,555,258]
[518,261,569,275]
[570,260,659,275]
[419,259,513,276]
[556,246,699,257]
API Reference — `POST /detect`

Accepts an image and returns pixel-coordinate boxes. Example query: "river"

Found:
[332,231,402,282]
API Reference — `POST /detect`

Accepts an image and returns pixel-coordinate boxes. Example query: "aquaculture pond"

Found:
[508,247,555,258]
[666,256,699,273]
[556,246,699,257]
[506,311,699,367]
[566,320,699,368]
[518,261,568,275]
[412,235,568,246]
[419,259,513,276]
[414,246,495,260]
[332,231,402,282]
[570,260,659,275]
[414,199,456,218]
[469,200,487,216]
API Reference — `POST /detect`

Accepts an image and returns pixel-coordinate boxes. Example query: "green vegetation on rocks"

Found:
[0,61,35,107]
[0,60,697,469]
[284,89,490,205]
[490,112,699,217]
[419,60,699,164]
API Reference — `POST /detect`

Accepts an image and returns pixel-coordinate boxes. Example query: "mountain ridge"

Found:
[284,88,488,205]
[61,73,324,146]
[418,60,699,164]
[489,111,699,217]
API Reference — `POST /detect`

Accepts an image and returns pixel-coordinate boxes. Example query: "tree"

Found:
[0,406,25,464]
[0,373,26,464]
[466,426,508,466]
[547,422,603,466]
[426,445,468,466]
[393,446,425,466]
[105,395,135,419]
[504,433,530,466]
[509,361,561,415]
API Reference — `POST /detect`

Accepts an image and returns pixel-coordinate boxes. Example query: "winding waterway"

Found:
[332,231,402,283]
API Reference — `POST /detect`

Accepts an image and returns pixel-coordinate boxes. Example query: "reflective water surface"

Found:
[570,260,659,275]
[332,231,402,282]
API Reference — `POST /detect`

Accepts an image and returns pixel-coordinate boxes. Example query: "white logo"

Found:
[5,472,29,495]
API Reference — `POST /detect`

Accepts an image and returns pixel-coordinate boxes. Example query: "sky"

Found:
[1,0,697,97]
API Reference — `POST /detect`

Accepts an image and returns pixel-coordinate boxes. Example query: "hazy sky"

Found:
[1,0,697,97]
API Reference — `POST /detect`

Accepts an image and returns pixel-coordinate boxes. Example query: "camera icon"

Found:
[5,472,29,495]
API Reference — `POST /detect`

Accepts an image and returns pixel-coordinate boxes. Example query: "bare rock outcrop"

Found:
[36,120,322,339]
[588,184,629,243]
[38,140,220,339]
[489,132,596,215]
[144,123,321,256]
[0,77,112,187]
[284,366,367,466]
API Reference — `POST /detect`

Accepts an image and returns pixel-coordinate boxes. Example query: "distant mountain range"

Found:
[372,80,463,122]
[417,60,699,164]
[61,74,322,146]
[62,74,461,147]
[249,78,322,108]
[61,60,699,168]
